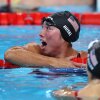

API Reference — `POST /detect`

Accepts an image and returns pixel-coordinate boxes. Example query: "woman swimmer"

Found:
[53,39,100,99]
[4,11,87,68]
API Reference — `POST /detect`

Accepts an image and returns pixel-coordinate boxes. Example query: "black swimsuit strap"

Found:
[77,52,81,58]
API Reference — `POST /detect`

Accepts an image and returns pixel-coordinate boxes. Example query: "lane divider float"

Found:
[0,12,99,25]
[0,58,87,74]
[0,58,87,69]
[49,58,87,74]
[81,13,100,25]
[0,59,19,69]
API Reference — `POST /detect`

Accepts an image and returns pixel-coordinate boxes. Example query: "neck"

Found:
[90,79,100,84]
[55,44,78,58]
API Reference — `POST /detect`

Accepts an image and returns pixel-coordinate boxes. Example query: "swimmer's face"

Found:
[39,21,64,56]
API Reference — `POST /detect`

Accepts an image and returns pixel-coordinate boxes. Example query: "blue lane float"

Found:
[31,67,87,76]
[0,59,87,75]
[49,67,87,74]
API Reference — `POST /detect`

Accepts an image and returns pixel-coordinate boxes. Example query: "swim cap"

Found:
[42,11,80,42]
[87,40,100,78]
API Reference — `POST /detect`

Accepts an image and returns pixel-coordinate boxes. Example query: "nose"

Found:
[39,33,44,38]
[39,30,46,38]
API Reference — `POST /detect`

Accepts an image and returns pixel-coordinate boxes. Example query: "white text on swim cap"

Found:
[63,25,72,36]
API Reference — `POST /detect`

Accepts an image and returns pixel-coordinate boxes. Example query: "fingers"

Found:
[24,42,37,47]
[72,62,87,68]
[66,56,77,60]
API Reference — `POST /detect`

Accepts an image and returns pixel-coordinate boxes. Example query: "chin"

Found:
[41,46,54,56]
[42,50,52,56]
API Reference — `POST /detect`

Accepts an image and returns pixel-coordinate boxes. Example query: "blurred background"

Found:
[0,0,99,12]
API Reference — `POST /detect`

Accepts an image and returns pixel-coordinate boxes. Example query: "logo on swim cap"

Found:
[67,16,79,32]
[88,49,98,70]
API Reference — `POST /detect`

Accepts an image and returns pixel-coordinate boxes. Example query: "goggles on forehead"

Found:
[42,17,56,26]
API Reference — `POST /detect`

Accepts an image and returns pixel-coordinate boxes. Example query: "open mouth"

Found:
[42,41,47,46]
[40,40,47,49]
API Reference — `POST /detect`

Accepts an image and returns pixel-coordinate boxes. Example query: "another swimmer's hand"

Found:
[52,87,75,97]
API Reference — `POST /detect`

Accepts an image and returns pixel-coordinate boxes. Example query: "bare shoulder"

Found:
[78,83,92,96]
[23,42,41,53]
[80,50,87,58]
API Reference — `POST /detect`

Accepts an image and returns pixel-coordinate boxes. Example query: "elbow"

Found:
[4,50,15,62]
[4,46,23,61]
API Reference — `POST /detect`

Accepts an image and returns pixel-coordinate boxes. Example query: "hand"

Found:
[52,87,73,97]
[72,62,87,68]
[23,42,41,53]
[23,42,37,48]
[10,46,24,50]
[5,46,24,53]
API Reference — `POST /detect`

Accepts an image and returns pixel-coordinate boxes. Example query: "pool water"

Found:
[38,5,94,13]
[0,25,100,100]
[0,25,100,59]
[0,68,87,100]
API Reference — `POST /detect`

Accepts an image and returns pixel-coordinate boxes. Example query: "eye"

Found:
[42,25,47,30]
[47,26,53,30]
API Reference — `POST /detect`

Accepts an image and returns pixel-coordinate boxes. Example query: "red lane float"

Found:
[72,12,81,22]
[0,12,100,25]
[0,59,19,69]
[0,13,9,25]
[12,13,26,25]
[30,12,52,25]
[0,12,79,25]
[81,13,100,25]
[7,13,33,25]
[0,58,87,69]
[0,12,52,25]
[71,58,87,64]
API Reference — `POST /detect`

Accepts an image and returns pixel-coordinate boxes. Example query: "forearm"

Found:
[4,48,53,67]
[4,46,75,68]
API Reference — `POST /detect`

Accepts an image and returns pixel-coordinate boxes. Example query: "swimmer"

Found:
[4,11,87,68]
[53,40,100,98]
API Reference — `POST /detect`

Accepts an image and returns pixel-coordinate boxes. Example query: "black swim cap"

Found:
[42,11,80,42]
[87,40,100,78]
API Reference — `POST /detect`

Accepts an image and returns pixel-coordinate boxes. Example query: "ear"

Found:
[60,34,65,42]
